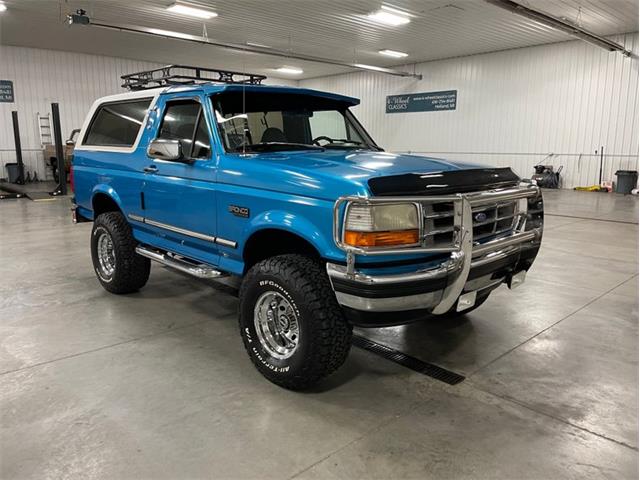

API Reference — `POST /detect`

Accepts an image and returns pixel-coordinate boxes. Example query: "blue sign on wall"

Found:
[0,80,14,103]
[386,90,457,114]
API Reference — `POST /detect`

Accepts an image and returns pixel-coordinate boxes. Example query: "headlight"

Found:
[344,203,419,247]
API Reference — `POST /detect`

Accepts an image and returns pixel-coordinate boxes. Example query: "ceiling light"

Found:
[0,3,7,12]
[147,28,195,40]
[368,5,410,26]
[354,64,389,73]
[246,42,271,49]
[379,49,408,58]
[166,3,217,19]
[275,67,303,75]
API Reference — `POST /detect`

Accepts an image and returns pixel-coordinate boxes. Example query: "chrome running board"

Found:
[135,246,226,279]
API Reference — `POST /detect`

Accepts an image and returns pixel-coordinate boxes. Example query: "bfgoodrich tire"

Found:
[239,254,352,390]
[91,212,150,294]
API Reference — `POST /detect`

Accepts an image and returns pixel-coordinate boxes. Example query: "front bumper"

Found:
[327,184,543,314]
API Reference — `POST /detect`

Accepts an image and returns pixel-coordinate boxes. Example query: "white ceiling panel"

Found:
[0,0,637,79]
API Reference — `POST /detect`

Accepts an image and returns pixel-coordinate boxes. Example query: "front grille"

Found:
[423,199,520,247]
[423,201,456,247]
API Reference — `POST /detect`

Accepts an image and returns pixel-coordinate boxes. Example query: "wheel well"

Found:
[243,229,320,272]
[92,193,121,217]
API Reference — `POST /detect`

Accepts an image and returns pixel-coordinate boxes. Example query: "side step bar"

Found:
[135,246,226,279]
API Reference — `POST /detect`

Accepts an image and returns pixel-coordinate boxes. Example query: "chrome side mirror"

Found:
[147,139,183,161]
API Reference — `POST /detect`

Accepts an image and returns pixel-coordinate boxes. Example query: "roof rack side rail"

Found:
[121,64,267,90]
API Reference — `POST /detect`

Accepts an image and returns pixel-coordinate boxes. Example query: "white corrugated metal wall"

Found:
[300,33,639,189]
[0,46,163,180]
[0,45,295,180]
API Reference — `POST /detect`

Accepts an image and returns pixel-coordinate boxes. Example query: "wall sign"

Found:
[386,90,457,113]
[0,80,14,103]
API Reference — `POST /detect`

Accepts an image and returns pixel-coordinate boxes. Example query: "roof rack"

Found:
[121,64,267,90]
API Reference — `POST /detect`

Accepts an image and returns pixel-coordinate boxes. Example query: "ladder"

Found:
[37,112,52,147]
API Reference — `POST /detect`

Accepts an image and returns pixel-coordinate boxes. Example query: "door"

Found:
[141,95,219,266]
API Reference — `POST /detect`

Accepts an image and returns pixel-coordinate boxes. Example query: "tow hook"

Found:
[508,270,527,289]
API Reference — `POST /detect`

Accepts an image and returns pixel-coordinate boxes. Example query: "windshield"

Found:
[212,91,380,153]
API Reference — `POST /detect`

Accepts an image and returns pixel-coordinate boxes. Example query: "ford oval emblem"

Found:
[474,212,488,222]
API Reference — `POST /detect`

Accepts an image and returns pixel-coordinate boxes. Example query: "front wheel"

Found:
[239,255,352,390]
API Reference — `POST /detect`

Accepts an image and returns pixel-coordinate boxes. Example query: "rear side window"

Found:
[83,99,151,147]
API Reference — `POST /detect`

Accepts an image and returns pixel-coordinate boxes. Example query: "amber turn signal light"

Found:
[344,229,419,247]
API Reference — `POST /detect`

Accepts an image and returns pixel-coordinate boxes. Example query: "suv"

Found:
[72,66,543,390]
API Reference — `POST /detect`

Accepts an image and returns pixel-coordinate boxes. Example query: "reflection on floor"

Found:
[1,189,637,479]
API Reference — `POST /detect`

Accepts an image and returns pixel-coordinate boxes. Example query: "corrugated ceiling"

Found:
[0,0,637,79]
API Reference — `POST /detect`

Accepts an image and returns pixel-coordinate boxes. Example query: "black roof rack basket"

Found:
[121,64,267,90]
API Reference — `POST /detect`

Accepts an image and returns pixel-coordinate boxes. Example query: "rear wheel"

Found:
[239,254,352,390]
[91,212,150,294]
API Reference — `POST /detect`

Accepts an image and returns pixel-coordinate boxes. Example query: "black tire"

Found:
[91,211,150,294]
[239,254,352,390]
[438,292,491,319]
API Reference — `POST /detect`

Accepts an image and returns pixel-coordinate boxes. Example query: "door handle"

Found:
[143,165,158,173]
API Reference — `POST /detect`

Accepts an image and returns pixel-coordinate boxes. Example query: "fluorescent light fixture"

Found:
[147,28,195,40]
[166,2,217,19]
[246,42,271,49]
[368,5,410,26]
[0,3,7,12]
[275,67,303,75]
[354,63,389,73]
[379,49,408,58]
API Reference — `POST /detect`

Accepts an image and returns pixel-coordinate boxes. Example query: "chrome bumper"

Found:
[327,184,542,314]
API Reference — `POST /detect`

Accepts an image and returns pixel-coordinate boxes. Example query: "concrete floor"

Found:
[1,189,637,479]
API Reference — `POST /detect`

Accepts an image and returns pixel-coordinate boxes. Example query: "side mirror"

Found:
[147,139,183,161]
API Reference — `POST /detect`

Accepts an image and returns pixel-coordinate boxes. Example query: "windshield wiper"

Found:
[234,142,324,152]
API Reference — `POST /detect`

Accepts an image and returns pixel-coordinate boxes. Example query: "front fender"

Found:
[242,210,337,259]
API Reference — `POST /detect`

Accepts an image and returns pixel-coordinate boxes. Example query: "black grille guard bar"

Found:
[330,182,542,314]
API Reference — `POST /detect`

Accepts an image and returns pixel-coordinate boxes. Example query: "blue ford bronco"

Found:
[71,66,543,390]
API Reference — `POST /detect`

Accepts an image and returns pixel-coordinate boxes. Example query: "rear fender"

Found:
[91,185,124,213]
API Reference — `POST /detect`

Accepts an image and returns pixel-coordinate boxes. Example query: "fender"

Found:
[91,184,124,213]
[242,209,336,259]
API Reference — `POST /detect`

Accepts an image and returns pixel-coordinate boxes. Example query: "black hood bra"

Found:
[368,167,521,196]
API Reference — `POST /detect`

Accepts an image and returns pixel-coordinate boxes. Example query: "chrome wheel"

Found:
[253,291,300,359]
[97,231,116,277]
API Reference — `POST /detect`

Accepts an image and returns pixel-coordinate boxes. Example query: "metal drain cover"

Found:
[352,335,466,385]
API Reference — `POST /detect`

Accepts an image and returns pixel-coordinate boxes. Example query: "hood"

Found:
[218,149,490,200]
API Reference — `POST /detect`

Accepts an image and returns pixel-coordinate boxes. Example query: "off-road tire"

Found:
[239,254,352,390]
[91,212,150,294]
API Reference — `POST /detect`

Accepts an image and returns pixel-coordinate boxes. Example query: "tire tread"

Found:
[92,212,150,294]
[239,254,351,390]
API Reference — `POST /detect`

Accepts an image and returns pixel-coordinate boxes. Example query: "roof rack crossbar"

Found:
[121,64,267,90]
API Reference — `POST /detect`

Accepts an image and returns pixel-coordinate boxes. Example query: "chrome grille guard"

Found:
[331,182,543,314]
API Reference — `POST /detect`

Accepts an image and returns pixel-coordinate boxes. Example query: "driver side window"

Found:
[309,110,348,140]
[158,100,211,159]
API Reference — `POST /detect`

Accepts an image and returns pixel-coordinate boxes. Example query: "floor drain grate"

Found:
[352,335,466,385]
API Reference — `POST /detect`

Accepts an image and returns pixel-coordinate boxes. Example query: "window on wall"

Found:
[83,99,151,147]
[158,100,211,159]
